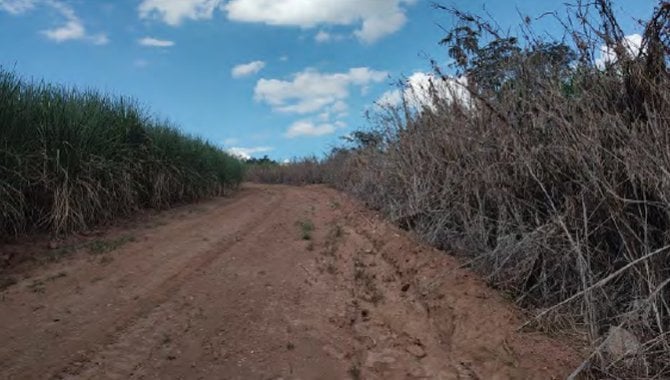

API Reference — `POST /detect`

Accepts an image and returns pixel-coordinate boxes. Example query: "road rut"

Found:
[0,184,580,379]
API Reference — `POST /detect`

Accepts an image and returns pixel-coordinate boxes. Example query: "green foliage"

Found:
[88,235,135,255]
[245,155,278,166]
[0,68,243,236]
[297,219,315,240]
[438,6,576,97]
[343,131,384,150]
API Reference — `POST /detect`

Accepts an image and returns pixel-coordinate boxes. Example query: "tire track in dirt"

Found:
[314,207,466,379]
[0,186,284,379]
[56,188,288,379]
[300,188,582,379]
[338,205,580,379]
[0,184,582,379]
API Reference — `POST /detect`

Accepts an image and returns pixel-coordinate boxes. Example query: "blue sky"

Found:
[0,0,658,160]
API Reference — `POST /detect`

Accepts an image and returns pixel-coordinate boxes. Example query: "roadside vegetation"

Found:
[0,69,243,237]
[245,155,324,185]
[247,1,670,377]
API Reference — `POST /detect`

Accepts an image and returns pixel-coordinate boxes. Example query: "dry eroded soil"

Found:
[0,184,581,379]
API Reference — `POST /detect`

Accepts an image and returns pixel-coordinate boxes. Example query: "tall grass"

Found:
[248,1,670,377]
[0,69,243,236]
[245,157,325,185]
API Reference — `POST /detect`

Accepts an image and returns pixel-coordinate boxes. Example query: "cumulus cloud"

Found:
[377,72,471,111]
[40,0,108,44]
[42,18,85,42]
[138,0,222,26]
[225,0,416,43]
[138,36,175,47]
[0,0,37,14]
[377,88,403,107]
[227,146,273,159]
[1,0,108,44]
[285,120,337,138]
[595,34,643,68]
[354,10,406,44]
[316,101,349,122]
[255,67,388,115]
[136,0,414,42]
[231,60,266,78]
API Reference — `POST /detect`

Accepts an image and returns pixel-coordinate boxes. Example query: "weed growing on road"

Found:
[354,257,384,305]
[322,223,344,257]
[45,245,78,262]
[27,279,45,294]
[326,263,337,275]
[0,275,17,291]
[297,219,315,240]
[45,272,67,282]
[88,235,135,255]
[348,365,361,380]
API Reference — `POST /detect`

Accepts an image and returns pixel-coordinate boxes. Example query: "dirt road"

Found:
[0,184,581,379]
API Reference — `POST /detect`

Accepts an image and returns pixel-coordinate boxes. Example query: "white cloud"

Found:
[136,0,414,42]
[316,100,348,123]
[138,0,222,26]
[377,88,402,107]
[595,34,643,69]
[2,0,109,44]
[285,120,337,138]
[39,1,108,44]
[0,0,37,14]
[317,111,330,122]
[377,72,471,110]
[231,60,266,78]
[227,146,273,159]
[138,36,175,47]
[42,19,84,42]
[355,10,406,44]
[314,30,344,43]
[254,67,388,115]
[331,100,348,114]
[225,0,416,43]
[315,30,331,43]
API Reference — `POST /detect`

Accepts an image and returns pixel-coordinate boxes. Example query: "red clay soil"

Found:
[0,184,582,379]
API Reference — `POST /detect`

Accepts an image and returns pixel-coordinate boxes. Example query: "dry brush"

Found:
[249,1,670,377]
